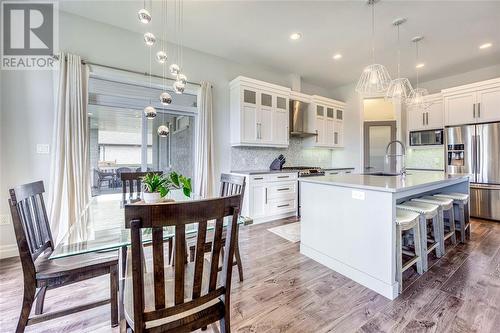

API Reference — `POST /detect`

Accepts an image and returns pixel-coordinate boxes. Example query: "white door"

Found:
[242,105,257,142]
[250,184,267,217]
[425,100,444,129]
[272,110,288,145]
[407,106,425,131]
[476,86,500,123]
[444,92,476,126]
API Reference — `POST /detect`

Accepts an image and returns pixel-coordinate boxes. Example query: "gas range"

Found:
[281,166,325,177]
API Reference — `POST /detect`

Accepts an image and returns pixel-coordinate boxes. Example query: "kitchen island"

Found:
[299,172,469,300]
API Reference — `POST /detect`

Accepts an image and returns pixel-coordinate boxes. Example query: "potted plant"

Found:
[142,172,192,203]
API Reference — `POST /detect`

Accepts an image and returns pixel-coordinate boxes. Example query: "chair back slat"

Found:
[220,173,246,202]
[192,220,207,299]
[125,194,241,330]
[152,227,166,310]
[209,218,224,292]
[9,181,54,263]
[174,224,186,305]
[121,171,163,203]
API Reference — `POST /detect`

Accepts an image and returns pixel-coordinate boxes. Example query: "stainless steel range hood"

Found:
[289,99,317,138]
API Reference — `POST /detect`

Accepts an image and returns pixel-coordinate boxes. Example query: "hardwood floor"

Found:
[1,217,499,333]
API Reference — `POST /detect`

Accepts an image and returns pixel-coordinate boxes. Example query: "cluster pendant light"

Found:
[355,0,392,95]
[159,0,172,107]
[385,18,413,102]
[171,0,186,94]
[406,36,430,110]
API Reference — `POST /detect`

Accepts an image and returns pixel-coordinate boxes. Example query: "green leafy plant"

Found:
[142,172,192,198]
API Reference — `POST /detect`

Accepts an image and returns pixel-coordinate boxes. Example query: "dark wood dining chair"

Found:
[189,173,246,282]
[8,181,119,333]
[123,194,242,332]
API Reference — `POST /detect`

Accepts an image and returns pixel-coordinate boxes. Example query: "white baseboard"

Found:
[0,244,18,259]
[250,211,297,225]
[300,243,398,300]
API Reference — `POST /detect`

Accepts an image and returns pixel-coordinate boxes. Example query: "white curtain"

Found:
[194,81,215,197]
[49,53,91,244]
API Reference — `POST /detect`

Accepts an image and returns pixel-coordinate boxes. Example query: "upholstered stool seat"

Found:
[395,209,423,293]
[434,192,470,242]
[397,201,442,271]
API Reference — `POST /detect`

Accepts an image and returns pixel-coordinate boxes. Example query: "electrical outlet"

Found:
[352,190,365,200]
[36,144,50,154]
[0,214,11,226]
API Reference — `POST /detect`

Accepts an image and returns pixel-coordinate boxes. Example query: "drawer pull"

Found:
[277,175,290,178]
[277,204,290,208]
[277,188,290,191]
[253,177,264,180]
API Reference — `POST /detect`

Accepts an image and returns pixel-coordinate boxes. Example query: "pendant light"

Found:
[385,18,413,102]
[137,0,151,24]
[144,43,157,119]
[356,0,392,95]
[157,113,170,137]
[172,0,187,94]
[159,0,172,105]
[406,36,429,109]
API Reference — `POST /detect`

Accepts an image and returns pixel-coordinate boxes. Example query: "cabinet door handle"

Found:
[265,188,268,204]
[477,103,480,118]
[473,103,476,118]
[253,177,264,180]
[422,113,425,126]
[277,187,290,191]
[277,175,289,178]
[426,112,429,125]
[315,130,318,142]
[277,203,290,208]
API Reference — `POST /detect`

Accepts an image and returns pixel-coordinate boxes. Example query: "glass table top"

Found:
[50,192,238,259]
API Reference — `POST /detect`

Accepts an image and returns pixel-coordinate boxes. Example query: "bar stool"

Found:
[395,208,424,294]
[435,193,470,243]
[397,201,442,271]
[412,196,457,253]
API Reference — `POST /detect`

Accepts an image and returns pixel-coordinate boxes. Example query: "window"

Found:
[88,70,198,196]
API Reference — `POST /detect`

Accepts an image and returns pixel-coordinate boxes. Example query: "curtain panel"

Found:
[194,81,215,197]
[49,53,91,244]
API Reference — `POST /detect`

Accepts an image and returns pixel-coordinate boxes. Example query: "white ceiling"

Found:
[60,0,500,89]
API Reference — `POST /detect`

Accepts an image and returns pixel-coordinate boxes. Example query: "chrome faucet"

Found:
[385,140,407,176]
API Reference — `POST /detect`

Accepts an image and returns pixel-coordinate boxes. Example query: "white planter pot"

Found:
[143,191,161,204]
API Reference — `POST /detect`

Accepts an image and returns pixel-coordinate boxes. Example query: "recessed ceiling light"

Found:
[333,53,342,60]
[289,32,302,40]
[479,42,492,49]
[416,63,425,69]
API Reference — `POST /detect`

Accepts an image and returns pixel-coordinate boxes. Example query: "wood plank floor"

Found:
[1,217,499,333]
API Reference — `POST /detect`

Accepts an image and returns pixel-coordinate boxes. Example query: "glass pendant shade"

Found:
[143,32,156,46]
[177,74,187,87]
[138,9,151,24]
[385,78,413,102]
[173,80,185,94]
[157,125,170,137]
[156,51,167,64]
[169,64,180,76]
[406,88,430,109]
[160,92,172,105]
[355,64,392,95]
[144,105,157,119]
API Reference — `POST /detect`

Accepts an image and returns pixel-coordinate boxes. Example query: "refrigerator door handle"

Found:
[473,103,476,118]
[477,102,481,118]
[477,135,481,179]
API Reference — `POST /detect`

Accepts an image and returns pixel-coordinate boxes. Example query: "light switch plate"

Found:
[352,190,365,200]
[36,144,50,154]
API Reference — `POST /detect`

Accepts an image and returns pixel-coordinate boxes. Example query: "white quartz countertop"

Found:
[298,171,469,193]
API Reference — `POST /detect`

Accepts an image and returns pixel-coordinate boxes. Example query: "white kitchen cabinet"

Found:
[230,76,290,147]
[306,96,346,148]
[334,120,344,147]
[407,93,443,131]
[233,172,298,224]
[443,78,500,126]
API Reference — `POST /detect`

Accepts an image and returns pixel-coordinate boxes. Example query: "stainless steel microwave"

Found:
[409,129,444,146]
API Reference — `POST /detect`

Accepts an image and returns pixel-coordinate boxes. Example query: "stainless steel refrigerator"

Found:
[446,122,500,221]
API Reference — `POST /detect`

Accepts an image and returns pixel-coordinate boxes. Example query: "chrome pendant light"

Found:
[159,0,172,106]
[157,124,170,137]
[171,0,187,94]
[144,43,157,119]
[356,0,391,95]
[138,1,151,24]
[406,36,429,109]
[386,18,413,102]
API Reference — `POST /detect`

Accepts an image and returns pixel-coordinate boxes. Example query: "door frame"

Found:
[363,121,397,172]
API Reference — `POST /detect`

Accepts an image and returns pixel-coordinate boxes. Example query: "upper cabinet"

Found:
[306,95,345,148]
[407,93,443,132]
[230,77,290,147]
[443,78,500,126]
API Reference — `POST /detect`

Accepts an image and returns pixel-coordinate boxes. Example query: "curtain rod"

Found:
[52,55,202,87]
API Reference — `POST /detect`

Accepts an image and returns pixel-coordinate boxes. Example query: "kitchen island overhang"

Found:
[298,172,469,300]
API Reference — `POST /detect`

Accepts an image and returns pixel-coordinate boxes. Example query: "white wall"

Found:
[330,65,500,173]
[0,12,335,257]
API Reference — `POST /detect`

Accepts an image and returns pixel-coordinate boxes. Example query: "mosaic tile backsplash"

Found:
[231,137,333,171]
[405,147,445,170]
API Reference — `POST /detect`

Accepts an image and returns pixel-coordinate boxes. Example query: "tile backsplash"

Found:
[405,147,445,170]
[231,137,333,171]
